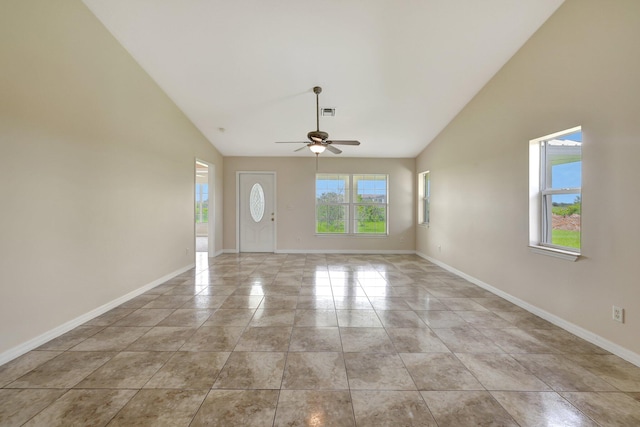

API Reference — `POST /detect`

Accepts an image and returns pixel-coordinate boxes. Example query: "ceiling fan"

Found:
[276,86,361,156]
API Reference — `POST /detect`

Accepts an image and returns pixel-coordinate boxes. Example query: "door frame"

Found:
[236,171,277,253]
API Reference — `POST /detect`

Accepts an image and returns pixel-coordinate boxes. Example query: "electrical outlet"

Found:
[438,245,442,253]
[185,248,189,256]
[612,306,624,323]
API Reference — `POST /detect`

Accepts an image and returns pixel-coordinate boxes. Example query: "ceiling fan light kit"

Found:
[309,143,326,154]
[275,86,360,156]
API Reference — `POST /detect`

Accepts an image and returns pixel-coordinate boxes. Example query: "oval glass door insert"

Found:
[249,183,265,222]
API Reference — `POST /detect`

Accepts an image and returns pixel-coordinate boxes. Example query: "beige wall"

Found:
[223,157,415,252]
[416,0,640,356]
[0,1,223,357]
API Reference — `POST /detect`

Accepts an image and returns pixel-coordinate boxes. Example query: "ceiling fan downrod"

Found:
[313,86,322,132]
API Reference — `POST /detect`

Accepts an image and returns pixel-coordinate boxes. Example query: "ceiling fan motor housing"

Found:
[308,130,328,143]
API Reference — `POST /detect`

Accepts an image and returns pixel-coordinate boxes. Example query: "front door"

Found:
[239,172,275,252]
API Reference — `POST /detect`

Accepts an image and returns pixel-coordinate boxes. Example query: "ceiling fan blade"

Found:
[275,141,308,144]
[327,140,360,146]
[294,145,309,152]
[325,144,342,154]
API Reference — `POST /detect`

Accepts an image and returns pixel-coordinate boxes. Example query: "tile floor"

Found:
[1,253,640,426]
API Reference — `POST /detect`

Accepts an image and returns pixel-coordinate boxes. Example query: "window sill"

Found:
[528,245,580,262]
[418,223,429,229]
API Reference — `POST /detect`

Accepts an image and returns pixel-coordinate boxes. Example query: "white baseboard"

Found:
[0,263,195,366]
[221,249,416,255]
[416,252,640,368]
[275,249,417,255]
[214,248,416,256]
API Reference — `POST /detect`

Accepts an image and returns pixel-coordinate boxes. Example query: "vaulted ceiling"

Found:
[83,0,564,157]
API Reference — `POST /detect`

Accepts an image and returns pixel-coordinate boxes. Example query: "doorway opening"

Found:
[195,160,214,257]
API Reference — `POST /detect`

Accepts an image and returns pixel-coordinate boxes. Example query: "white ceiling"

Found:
[83,0,564,158]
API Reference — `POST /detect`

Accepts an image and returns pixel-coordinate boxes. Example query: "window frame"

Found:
[529,126,582,260]
[315,173,389,236]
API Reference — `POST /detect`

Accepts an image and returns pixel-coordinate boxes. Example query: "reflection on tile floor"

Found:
[2,253,640,426]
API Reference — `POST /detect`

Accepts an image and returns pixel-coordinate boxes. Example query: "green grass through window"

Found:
[357,221,386,234]
[316,223,345,233]
[552,229,580,249]
[316,221,386,234]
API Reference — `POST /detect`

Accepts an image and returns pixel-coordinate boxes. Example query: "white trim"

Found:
[209,163,216,258]
[528,245,579,261]
[529,140,542,244]
[0,263,194,366]
[235,172,240,253]
[415,252,640,367]
[273,174,278,251]
[529,125,582,144]
[275,249,416,254]
[212,249,224,257]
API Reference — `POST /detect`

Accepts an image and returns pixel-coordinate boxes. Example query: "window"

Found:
[316,174,388,234]
[418,171,430,225]
[195,183,208,223]
[354,174,388,234]
[316,174,349,233]
[529,127,582,256]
